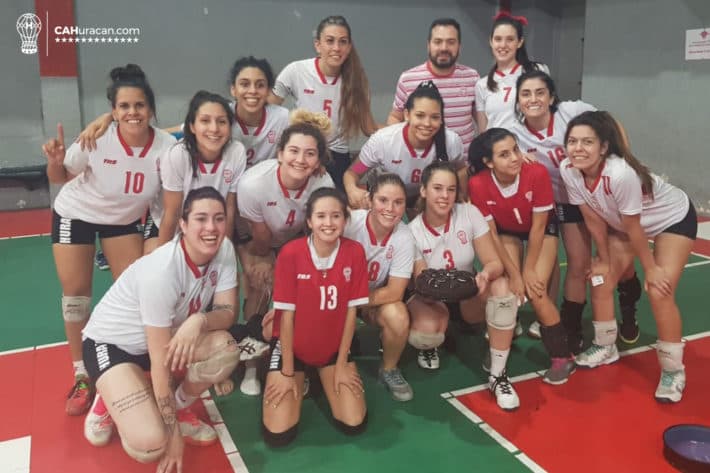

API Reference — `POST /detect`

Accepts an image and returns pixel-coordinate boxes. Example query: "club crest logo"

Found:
[343,267,352,282]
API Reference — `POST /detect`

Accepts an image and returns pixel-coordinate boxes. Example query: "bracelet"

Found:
[280,370,295,378]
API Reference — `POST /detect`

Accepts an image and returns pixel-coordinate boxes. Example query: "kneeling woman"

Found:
[468,128,575,385]
[263,188,369,446]
[82,187,240,471]
[408,161,520,411]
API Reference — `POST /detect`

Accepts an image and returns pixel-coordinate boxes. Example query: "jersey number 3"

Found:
[319,285,338,310]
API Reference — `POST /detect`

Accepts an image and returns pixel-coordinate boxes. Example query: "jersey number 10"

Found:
[124,171,145,194]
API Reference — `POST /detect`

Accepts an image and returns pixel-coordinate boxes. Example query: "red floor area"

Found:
[0,208,51,238]
[455,337,710,473]
[0,345,233,473]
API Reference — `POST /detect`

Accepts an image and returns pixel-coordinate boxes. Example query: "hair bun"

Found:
[109,64,146,83]
[289,108,331,135]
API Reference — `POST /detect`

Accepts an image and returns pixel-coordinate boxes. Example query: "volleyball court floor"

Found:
[2,209,709,473]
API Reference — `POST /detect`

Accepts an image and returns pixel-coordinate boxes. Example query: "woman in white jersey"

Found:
[143,90,247,253]
[408,161,520,411]
[512,70,642,349]
[344,173,416,402]
[42,64,175,417]
[81,187,240,471]
[475,12,548,132]
[560,111,697,403]
[343,82,465,211]
[268,15,378,190]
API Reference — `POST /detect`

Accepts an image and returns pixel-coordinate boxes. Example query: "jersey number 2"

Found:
[319,285,338,310]
[123,171,145,194]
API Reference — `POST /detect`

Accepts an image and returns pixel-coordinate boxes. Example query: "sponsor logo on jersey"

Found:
[423,248,432,254]
[525,191,533,202]
[267,130,277,144]
[527,148,537,153]
[457,230,468,245]
[267,201,277,206]
[297,273,311,280]
[103,158,117,165]
[386,245,394,260]
[303,88,315,94]
[343,267,352,282]
[223,169,234,184]
[209,270,218,287]
[391,159,402,164]
[486,200,497,206]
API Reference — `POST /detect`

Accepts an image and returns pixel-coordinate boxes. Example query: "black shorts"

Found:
[143,212,159,239]
[325,150,351,191]
[661,200,697,240]
[555,203,584,224]
[52,210,142,245]
[267,339,351,372]
[83,337,151,382]
[498,217,559,241]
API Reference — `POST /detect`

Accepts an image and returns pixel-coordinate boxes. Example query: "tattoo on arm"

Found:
[157,395,177,433]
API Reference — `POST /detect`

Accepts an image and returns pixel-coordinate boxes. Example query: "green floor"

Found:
[2,236,708,472]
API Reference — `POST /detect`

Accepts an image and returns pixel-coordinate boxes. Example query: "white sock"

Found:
[489,348,510,377]
[244,360,258,379]
[656,340,685,372]
[174,383,197,411]
[592,320,618,346]
[73,360,88,378]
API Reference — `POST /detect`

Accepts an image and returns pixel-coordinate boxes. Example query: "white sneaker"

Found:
[488,371,520,411]
[417,348,440,370]
[574,343,619,368]
[177,406,217,446]
[527,321,541,339]
[237,337,270,361]
[655,369,686,404]
[240,360,261,395]
[84,395,113,447]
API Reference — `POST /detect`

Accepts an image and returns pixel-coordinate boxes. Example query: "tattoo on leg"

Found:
[111,388,151,414]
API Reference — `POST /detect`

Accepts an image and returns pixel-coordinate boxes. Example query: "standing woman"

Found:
[561,111,696,403]
[512,70,641,350]
[236,110,335,395]
[81,187,240,470]
[344,173,416,401]
[263,188,369,446]
[475,12,548,132]
[408,162,520,411]
[468,129,575,385]
[269,15,378,190]
[343,82,465,210]
[42,64,176,416]
[144,90,246,253]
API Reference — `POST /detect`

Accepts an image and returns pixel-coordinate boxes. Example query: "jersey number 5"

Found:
[319,285,338,310]
[123,171,145,194]
[323,99,333,118]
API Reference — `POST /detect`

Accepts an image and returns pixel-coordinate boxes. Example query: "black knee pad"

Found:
[617,273,641,308]
[262,423,298,447]
[334,412,368,436]
[560,299,585,333]
[540,322,570,358]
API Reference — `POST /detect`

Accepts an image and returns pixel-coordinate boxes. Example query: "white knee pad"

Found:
[485,294,518,330]
[407,330,445,350]
[62,295,91,322]
[122,438,165,463]
[187,346,240,384]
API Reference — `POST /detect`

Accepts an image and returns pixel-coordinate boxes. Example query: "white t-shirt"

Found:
[83,235,238,355]
[409,203,489,272]
[273,58,347,153]
[560,155,690,237]
[55,123,175,224]
[237,159,335,248]
[231,102,289,167]
[356,122,465,198]
[344,209,415,290]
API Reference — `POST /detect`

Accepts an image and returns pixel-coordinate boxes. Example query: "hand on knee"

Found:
[187,333,240,384]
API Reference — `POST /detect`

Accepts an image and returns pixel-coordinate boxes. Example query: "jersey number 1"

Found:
[123,171,145,194]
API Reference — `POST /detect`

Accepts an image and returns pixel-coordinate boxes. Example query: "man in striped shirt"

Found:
[387,18,480,154]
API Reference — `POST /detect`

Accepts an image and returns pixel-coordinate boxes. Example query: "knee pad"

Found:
[186,343,240,384]
[407,330,444,350]
[334,412,368,436]
[62,295,91,322]
[485,294,518,330]
[262,423,298,447]
[617,273,641,307]
[121,438,165,463]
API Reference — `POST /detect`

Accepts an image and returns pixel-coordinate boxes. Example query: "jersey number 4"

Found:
[319,285,338,310]
[285,209,296,227]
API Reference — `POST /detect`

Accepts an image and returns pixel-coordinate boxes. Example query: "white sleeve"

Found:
[63,142,90,176]
[138,272,179,328]
[388,228,415,279]
[273,61,297,100]
[560,163,585,205]
[161,144,188,192]
[613,166,643,216]
[466,204,490,239]
[215,242,238,292]
[236,175,264,222]
[357,131,384,169]
[229,142,247,193]
[446,130,465,165]
[474,79,487,112]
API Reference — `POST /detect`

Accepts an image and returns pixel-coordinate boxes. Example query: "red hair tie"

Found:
[493,11,529,26]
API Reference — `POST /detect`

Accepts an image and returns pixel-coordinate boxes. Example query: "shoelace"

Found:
[384,369,406,386]
[422,349,438,363]
[177,409,201,426]
[239,341,257,355]
[491,374,513,395]
[68,378,90,398]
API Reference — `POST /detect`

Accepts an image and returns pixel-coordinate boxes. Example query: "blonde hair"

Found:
[289,108,331,135]
[279,109,331,165]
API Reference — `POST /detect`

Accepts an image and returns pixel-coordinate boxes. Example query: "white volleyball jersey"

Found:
[237,159,335,248]
[273,58,346,153]
[475,63,549,129]
[512,100,595,204]
[83,235,237,355]
[231,102,289,167]
[409,203,489,272]
[344,209,415,290]
[560,156,689,237]
[150,140,246,228]
[55,124,175,225]
[356,122,465,198]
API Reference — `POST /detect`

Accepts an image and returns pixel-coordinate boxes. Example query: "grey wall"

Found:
[582,0,710,213]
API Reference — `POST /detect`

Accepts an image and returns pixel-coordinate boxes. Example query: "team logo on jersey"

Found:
[267,130,277,144]
[223,169,234,184]
[103,158,117,165]
[209,270,218,287]
[527,148,537,153]
[303,88,315,94]
[343,267,352,282]
[525,191,533,202]
[386,245,394,260]
[457,231,468,245]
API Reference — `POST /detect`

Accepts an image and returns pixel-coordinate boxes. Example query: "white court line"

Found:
[0,232,50,241]
[441,331,710,473]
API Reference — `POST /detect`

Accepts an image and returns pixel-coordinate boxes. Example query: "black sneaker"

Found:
[619,317,640,344]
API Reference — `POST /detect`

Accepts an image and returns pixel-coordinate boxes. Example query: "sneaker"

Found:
[240,360,261,396]
[542,358,576,385]
[417,348,440,370]
[574,343,619,368]
[378,367,413,402]
[237,337,270,361]
[619,317,640,344]
[655,369,686,404]
[488,371,520,411]
[94,251,109,271]
[177,406,217,446]
[528,321,542,339]
[514,320,524,339]
[568,333,584,356]
[66,376,95,416]
[84,395,113,446]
